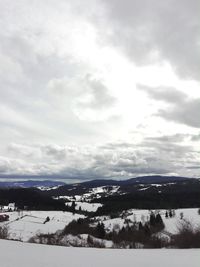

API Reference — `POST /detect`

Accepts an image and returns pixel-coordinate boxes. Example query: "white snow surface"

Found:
[91,186,120,194]
[0,239,199,267]
[0,211,84,241]
[75,201,102,212]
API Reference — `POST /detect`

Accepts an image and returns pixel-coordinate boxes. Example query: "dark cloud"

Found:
[138,84,187,104]
[101,0,200,81]
[159,99,200,128]
[190,134,200,141]
[138,84,200,128]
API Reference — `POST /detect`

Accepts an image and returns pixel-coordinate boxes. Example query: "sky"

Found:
[0,0,199,182]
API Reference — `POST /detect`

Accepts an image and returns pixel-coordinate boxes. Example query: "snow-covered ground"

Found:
[75,202,102,212]
[102,208,200,234]
[90,186,120,195]
[0,211,84,241]
[0,239,199,267]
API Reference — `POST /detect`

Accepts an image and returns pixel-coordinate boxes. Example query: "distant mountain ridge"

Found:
[0,175,198,189]
[0,180,65,188]
[121,175,191,184]
[75,175,194,187]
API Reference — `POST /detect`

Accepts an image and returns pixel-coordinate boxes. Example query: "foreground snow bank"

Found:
[0,240,199,267]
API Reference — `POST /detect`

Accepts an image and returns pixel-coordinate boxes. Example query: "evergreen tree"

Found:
[172,210,176,217]
[144,223,151,236]
[169,210,173,218]
[150,213,156,226]
[96,222,105,239]
[139,221,144,231]
[71,201,76,214]
[155,213,164,230]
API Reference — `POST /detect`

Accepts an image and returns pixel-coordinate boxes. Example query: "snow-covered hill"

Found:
[0,208,199,243]
[101,208,200,235]
[0,211,84,241]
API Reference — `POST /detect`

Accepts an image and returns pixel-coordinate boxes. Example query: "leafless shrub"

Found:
[0,225,9,239]
[29,233,59,245]
[87,235,105,248]
[172,219,200,248]
[144,235,169,248]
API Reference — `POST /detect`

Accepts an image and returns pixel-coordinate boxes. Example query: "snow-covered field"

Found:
[0,239,199,267]
[0,211,84,241]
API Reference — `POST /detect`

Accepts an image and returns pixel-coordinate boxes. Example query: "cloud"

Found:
[100,0,200,81]
[48,74,117,121]
[0,137,199,180]
[138,84,200,128]
[0,1,199,181]
[41,145,67,161]
[0,0,121,147]
[187,166,200,170]
[190,133,200,141]
[146,134,189,143]
[77,75,116,110]
[158,99,200,128]
[138,84,187,104]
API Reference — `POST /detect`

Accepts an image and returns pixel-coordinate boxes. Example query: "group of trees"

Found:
[60,212,165,248]
[165,210,175,218]
[107,212,165,248]
[0,188,66,211]
[95,191,200,216]
[149,213,165,231]
[65,201,76,213]
[62,218,106,239]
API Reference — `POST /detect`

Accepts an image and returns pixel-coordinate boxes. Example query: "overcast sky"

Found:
[0,0,199,181]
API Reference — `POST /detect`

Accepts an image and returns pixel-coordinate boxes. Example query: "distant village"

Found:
[0,203,16,222]
[0,203,16,212]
